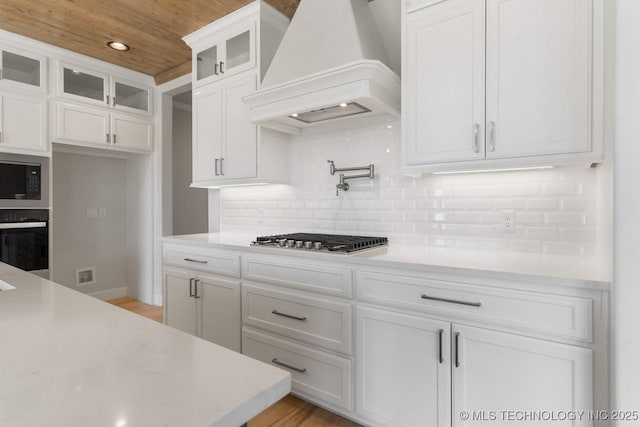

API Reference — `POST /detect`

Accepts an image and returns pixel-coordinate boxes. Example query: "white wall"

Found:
[613,0,640,415]
[172,106,208,235]
[52,152,127,296]
[220,117,600,257]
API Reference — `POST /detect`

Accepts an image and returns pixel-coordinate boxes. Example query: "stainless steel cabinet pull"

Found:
[113,134,117,144]
[455,332,461,368]
[106,133,110,144]
[112,96,116,107]
[421,294,482,307]
[215,158,220,176]
[183,258,208,264]
[189,278,195,297]
[488,121,496,152]
[272,310,307,321]
[272,358,306,373]
[194,279,201,299]
[220,61,225,73]
[438,329,444,364]
[214,63,219,75]
[106,95,109,105]
[473,123,480,153]
[220,158,224,175]
[0,131,3,143]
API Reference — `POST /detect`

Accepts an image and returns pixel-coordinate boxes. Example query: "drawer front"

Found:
[243,328,353,411]
[242,256,353,298]
[242,283,353,355]
[164,245,240,278]
[356,271,593,342]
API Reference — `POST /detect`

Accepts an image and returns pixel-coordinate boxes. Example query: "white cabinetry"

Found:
[240,255,355,412]
[54,61,153,153]
[184,1,289,188]
[0,46,48,155]
[163,244,241,352]
[0,92,47,154]
[402,0,602,173]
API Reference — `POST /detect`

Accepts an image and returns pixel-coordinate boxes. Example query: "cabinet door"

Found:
[55,102,109,147]
[111,112,153,152]
[222,74,257,180]
[452,325,593,427]
[58,63,109,107]
[164,268,197,336]
[0,93,47,153]
[356,306,451,427]
[485,0,592,158]
[195,42,222,86]
[403,0,485,165]
[0,48,47,94]
[112,78,152,116]
[192,84,223,183]
[198,273,241,352]
[221,22,256,78]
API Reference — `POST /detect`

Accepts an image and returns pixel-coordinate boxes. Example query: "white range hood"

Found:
[243,0,400,135]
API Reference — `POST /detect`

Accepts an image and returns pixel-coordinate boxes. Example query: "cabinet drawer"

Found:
[243,328,353,411]
[242,283,353,355]
[356,271,593,342]
[242,256,353,298]
[163,245,240,278]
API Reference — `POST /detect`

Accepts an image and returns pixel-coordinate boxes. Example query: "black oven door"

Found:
[0,222,48,271]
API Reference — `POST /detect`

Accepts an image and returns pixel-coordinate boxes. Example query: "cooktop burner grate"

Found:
[252,233,388,253]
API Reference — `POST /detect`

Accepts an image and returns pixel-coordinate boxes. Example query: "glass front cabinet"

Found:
[0,48,47,94]
[57,62,152,116]
[194,21,256,88]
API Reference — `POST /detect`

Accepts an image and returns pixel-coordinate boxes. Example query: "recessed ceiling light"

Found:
[291,113,299,117]
[107,41,130,51]
[340,103,348,107]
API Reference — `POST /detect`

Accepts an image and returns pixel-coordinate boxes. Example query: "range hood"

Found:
[243,0,400,135]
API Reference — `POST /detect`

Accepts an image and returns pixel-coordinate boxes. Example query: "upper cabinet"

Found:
[402,0,603,174]
[0,48,47,94]
[184,0,289,188]
[54,61,154,153]
[194,22,256,88]
[57,62,152,116]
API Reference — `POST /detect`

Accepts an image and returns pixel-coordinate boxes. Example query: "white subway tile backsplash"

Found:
[219,118,597,255]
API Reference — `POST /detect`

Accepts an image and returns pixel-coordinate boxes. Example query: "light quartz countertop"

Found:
[0,261,290,427]
[164,233,610,290]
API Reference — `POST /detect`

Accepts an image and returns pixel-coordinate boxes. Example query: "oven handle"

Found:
[0,222,47,229]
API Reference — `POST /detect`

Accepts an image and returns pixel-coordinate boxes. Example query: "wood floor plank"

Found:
[107,298,361,427]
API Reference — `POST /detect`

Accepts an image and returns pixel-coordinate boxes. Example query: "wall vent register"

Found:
[252,233,388,253]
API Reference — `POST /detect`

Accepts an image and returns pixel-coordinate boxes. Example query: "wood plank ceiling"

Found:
[0,0,301,85]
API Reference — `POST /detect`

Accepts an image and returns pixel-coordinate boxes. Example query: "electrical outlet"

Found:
[99,208,107,218]
[257,208,265,224]
[500,210,516,234]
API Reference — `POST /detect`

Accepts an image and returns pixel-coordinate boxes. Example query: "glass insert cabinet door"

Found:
[195,23,255,84]
[114,81,150,114]
[0,49,46,92]
[61,65,108,105]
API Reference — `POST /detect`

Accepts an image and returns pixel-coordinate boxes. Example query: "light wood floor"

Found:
[107,297,361,427]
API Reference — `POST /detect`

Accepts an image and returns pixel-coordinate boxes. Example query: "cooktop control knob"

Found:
[295,240,304,248]
[278,239,287,247]
[303,241,313,249]
[286,239,295,248]
[313,242,323,250]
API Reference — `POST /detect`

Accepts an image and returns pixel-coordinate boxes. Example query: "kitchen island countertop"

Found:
[164,232,610,290]
[0,261,290,427]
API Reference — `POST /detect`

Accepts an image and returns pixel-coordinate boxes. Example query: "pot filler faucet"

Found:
[327,160,375,196]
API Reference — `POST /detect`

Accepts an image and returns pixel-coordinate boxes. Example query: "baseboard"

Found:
[153,293,163,306]
[89,286,128,301]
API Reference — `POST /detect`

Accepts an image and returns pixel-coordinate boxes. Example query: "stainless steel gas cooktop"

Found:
[252,233,388,253]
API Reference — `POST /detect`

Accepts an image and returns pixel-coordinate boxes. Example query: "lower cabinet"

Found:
[164,267,241,352]
[356,306,593,427]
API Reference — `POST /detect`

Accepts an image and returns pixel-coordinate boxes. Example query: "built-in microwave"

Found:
[0,153,49,209]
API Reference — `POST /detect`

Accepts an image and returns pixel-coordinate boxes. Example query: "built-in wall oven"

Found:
[0,153,50,277]
[0,209,49,277]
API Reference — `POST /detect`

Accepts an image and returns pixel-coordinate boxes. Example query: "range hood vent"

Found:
[244,0,400,134]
